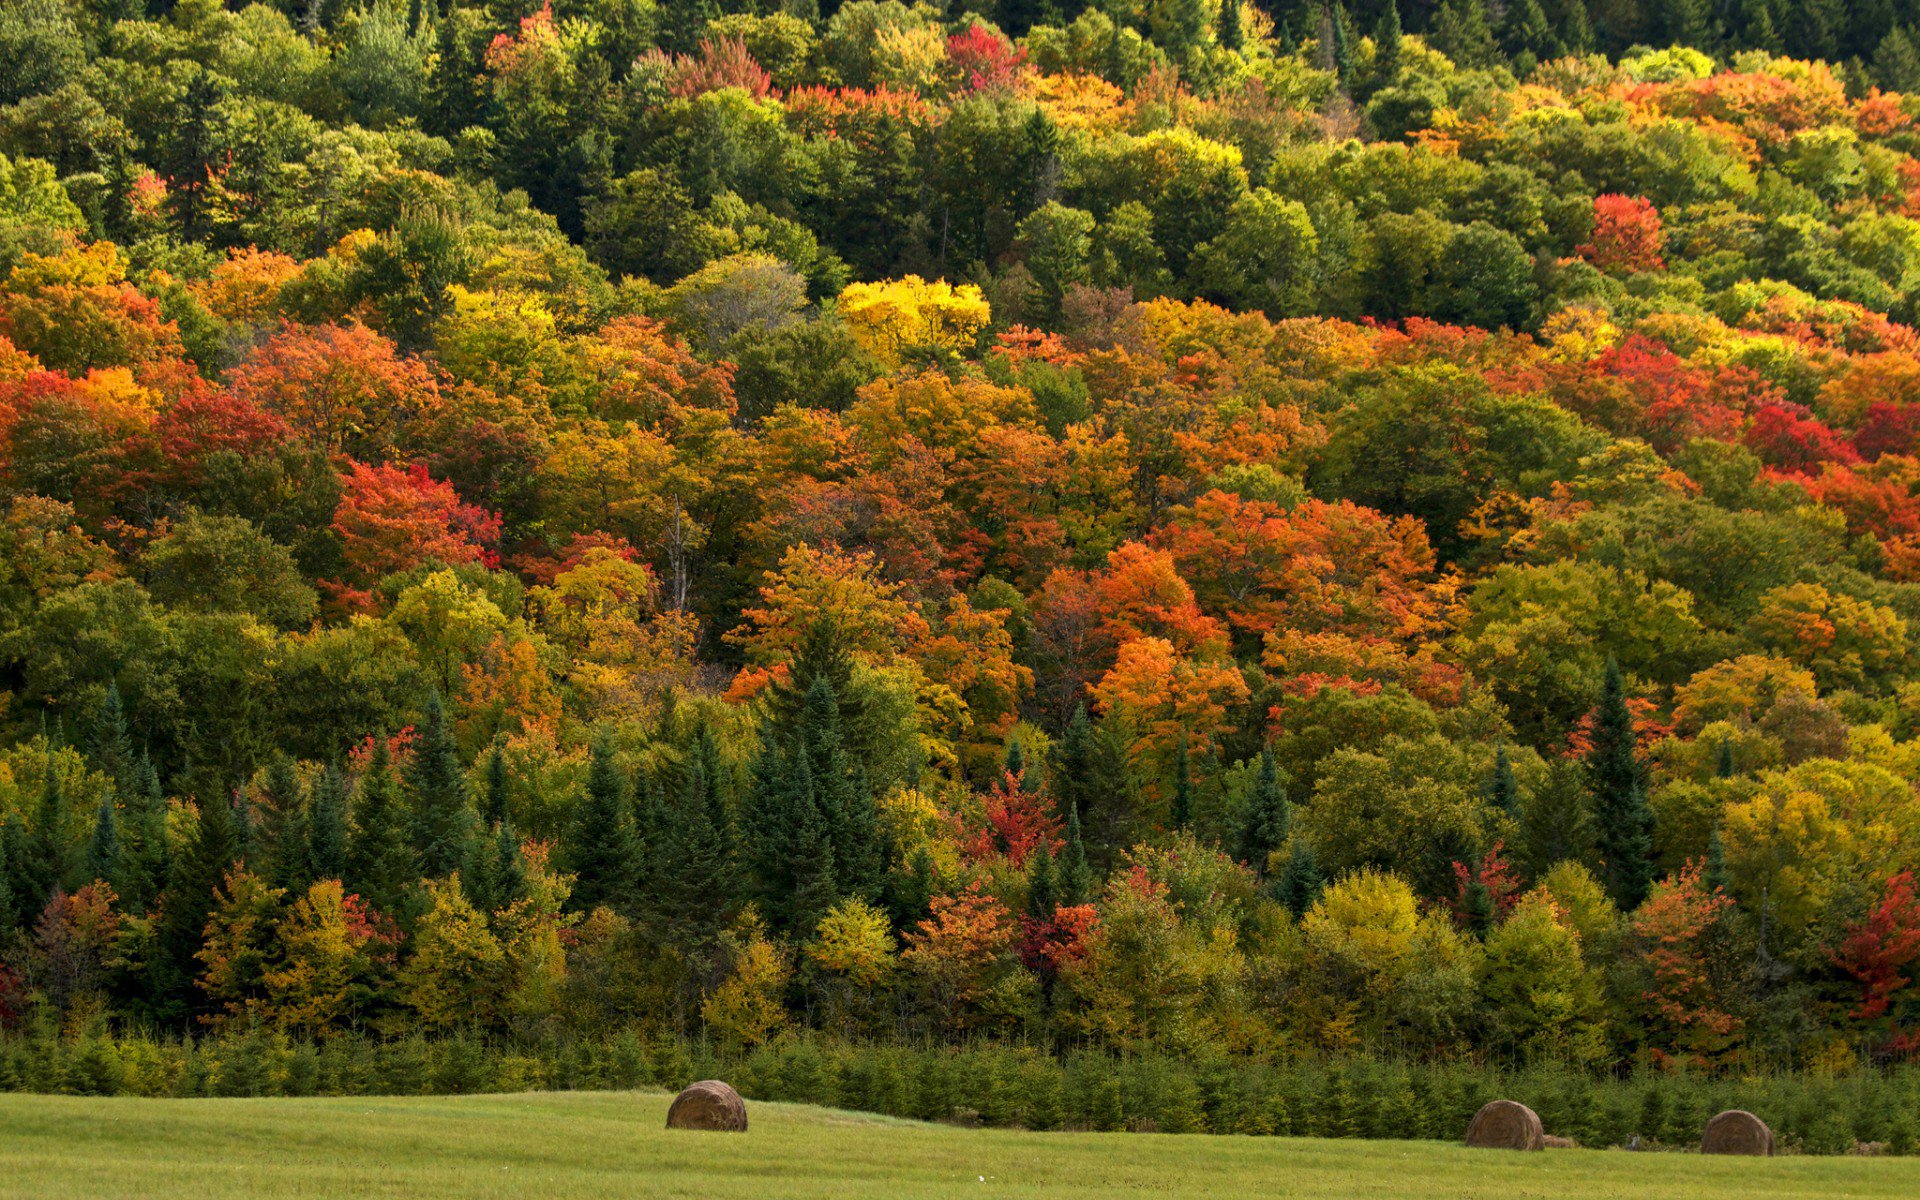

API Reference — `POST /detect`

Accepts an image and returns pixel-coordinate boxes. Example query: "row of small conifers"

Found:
[666,1081,1779,1156]
[1463,1097,1776,1155]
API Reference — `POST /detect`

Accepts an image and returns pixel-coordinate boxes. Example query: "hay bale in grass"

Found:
[1542,1134,1577,1149]
[667,1080,748,1131]
[1464,1100,1544,1150]
[1700,1110,1772,1156]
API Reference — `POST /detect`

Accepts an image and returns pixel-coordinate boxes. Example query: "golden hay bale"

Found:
[1542,1134,1577,1149]
[1464,1100,1545,1151]
[1700,1109,1773,1156]
[666,1080,748,1132]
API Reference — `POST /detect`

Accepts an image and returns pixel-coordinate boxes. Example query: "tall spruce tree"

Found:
[349,740,416,914]
[563,733,638,913]
[407,693,475,877]
[1276,843,1325,916]
[481,740,510,827]
[84,793,119,890]
[1238,748,1290,877]
[1058,802,1092,906]
[1588,657,1655,910]
[121,751,168,909]
[307,763,349,883]
[654,722,740,950]
[88,683,135,793]
[151,782,237,1022]
[1049,705,1132,875]
[263,755,310,892]
[1716,736,1735,779]
[798,677,882,899]
[1169,738,1194,831]
[0,822,17,935]
[30,747,68,902]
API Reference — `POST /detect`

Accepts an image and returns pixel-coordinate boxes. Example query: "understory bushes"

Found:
[3,1033,1915,1155]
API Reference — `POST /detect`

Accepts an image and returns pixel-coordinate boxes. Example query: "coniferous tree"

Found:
[152,782,237,1022]
[563,733,638,913]
[231,777,254,866]
[1501,0,1555,57]
[655,722,740,950]
[468,818,526,914]
[1058,802,1092,906]
[481,740,510,828]
[1376,0,1404,80]
[1218,0,1244,51]
[1050,705,1133,875]
[408,693,475,877]
[799,677,882,899]
[30,748,67,902]
[84,793,119,890]
[263,755,310,892]
[0,823,17,935]
[1716,737,1735,779]
[349,740,416,914]
[88,683,135,792]
[1433,0,1497,67]
[1330,3,1356,82]
[1276,843,1325,916]
[1588,657,1655,910]
[121,751,168,909]
[1169,738,1194,831]
[1876,27,1920,91]
[1705,823,1729,895]
[1027,837,1057,920]
[1239,748,1290,877]
[308,763,350,883]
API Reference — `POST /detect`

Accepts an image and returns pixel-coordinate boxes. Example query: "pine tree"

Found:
[1005,738,1025,782]
[1277,844,1324,916]
[1169,738,1194,831]
[1376,0,1404,81]
[231,777,254,866]
[1218,0,1244,51]
[1049,705,1132,875]
[1588,657,1655,910]
[349,740,416,914]
[408,693,475,878]
[1027,837,1057,921]
[654,722,740,951]
[1487,740,1519,818]
[788,804,838,939]
[88,683,135,792]
[1432,0,1497,68]
[799,677,882,899]
[0,822,17,935]
[481,740,510,828]
[1330,3,1356,83]
[1058,802,1092,906]
[1239,748,1290,877]
[84,793,119,890]
[468,818,526,914]
[1501,0,1555,60]
[263,755,310,892]
[1715,737,1735,779]
[121,751,168,910]
[151,782,237,1023]
[1704,823,1728,895]
[308,763,349,883]
[1876,27,1920,93]
[563,733,638,913]
[30,747,68,902]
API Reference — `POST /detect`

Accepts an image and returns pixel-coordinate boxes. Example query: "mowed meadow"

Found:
[2,1090,1916,1200]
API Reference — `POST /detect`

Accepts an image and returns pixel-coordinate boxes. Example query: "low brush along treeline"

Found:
[9,1031,1920,1154]
[11,0,1920,1111]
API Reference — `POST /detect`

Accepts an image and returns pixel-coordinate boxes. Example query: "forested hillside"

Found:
[4,0,1920,1074]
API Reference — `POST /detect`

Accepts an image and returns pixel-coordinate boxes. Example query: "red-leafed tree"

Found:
[1744,403,1860,474]
[1577,194,1666,274]
[959,766,1061,867]
[227,322,439,458]
[1829,870,1920,1052]
[331,461,501,585]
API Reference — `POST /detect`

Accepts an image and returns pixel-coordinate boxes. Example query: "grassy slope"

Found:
[2,1090,1918,1199]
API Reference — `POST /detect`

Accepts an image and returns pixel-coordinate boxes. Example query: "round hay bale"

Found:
[1542,1134,1577,1149]
[1464,1100,1545,1151]
[667,1080,748,1132]
[1700,1110,1773,1156]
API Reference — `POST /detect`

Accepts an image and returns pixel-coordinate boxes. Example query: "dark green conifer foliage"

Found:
[1588,657,1655,910]
[31,747,68,901]
[307,763,350,884]
[89,683,135,792]
[0,823,17,934]
[1376,0,1404,80]
[1705,823,1729,895]
[800,677,882,899]
[408,693,475,877]
[1277,843,1325,916]
[481,740,510,828]
[263,755,310,892]
[1716,736,1735,779]
[153,781,237,1021]
[1027,837,1057,921]
[1169,738,1193,831]
[1058,802,1092,907]
[1219,0,1244,51]
[349,740,416,914]
[469,818,526,914]
[121,751,168,909]
[1876,27,1920,92]
[231,778,254,866]
[84,793,119,890]
[1049,705,1132,875]
[655,722,739,950]
[1239,748,1290,876]
[564,733,637,913]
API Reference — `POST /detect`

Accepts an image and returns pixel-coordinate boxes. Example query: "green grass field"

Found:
[3,1090,1918,1199]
